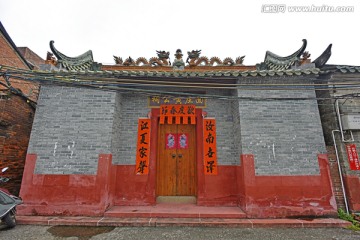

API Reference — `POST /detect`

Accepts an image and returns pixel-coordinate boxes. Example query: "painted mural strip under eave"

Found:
[203,118,218,175]
[135,118,151,175]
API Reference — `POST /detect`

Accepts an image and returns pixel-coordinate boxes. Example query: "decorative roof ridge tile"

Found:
[34,67,323,77]
[257,39,307,71]
[50,41,94,71]
[189,72,197,77]
[240,72,249,77]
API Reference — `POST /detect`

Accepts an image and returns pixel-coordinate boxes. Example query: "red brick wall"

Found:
[17,47,45,70]
[326,146,346,210]
[2,79,40,103]
[0,34,28,69]
[0,30,39,197]
[0,34,40,102]
[0,93,34,196]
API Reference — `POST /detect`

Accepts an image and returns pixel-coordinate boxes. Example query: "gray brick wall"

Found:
[205,89,241,165]
[316,89,337,145]
[28,77,329,176]
[237,77,326,175]
[111,93,149,165]
[29,85,116,174]
[110,92,122,164]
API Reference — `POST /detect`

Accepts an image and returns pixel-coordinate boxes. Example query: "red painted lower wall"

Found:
[197,166,238,206]
[113,166,155,205]
[237,154,338,218]
[19,152,339,218]
[344,175,360,211]
[18,154,115,216]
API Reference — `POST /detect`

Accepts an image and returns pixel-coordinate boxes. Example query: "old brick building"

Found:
[1,24,359,218]
[17,47,45,70]
[0,22,40,195]
[317,65,360,213]
[6,38,357,219]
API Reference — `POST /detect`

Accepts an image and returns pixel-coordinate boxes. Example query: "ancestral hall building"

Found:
[3,39,358,218]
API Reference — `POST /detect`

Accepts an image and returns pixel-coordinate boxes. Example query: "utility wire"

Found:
[5,72,360,91]
[1,65,360,102]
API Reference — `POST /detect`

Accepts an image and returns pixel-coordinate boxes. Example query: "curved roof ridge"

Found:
[264,39,307,63]
[312,44,332,68]
[49,40,94,70]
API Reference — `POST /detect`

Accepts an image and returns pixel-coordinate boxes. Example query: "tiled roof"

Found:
[257,40,332,71]
[36,67,321,78]
[61,60,93,71]
[50,41,94,71]
[336,66,360,73]
[257,39,307,71]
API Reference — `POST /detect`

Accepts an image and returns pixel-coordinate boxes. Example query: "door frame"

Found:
[156,123,197,196]
[148,108,205,202]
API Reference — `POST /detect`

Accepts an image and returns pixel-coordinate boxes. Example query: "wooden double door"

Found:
[156,123,196,196]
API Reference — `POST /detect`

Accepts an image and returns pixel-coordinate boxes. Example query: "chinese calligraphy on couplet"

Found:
[346,144,360,171]
[203,118,218,175]
[160,105,196,125]
[135,118,151,175]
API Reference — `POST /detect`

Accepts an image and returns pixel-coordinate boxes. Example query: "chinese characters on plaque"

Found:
[346,144,360,170]
[160,105,196,125]
[149,96,206,108]
[203,119,218,175]
[135,118,151,175]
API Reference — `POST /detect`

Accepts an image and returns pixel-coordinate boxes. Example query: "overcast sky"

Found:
[1,0,359,66]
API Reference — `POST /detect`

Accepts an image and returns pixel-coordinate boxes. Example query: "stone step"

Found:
[104,203,247,219]
[156,196,197,204]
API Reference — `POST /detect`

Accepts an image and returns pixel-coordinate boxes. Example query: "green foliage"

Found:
[338,208,355,223]
[338,208,360,231]
[348,224,360,231]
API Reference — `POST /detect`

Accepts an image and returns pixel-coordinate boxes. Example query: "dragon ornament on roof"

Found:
[113,49,245,68]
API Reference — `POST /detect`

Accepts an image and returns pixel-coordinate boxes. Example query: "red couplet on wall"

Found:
[346,144,360,170]
[203,118,218,175]
[135,118,151,175]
